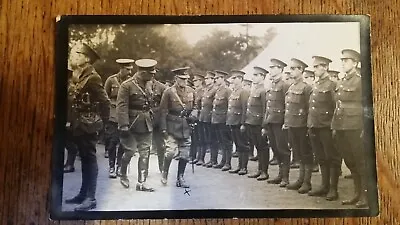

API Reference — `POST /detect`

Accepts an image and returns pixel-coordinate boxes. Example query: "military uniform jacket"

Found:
[211,85,232,124]
[148,79,167,127]
[284,80,312,128]
[104,73,128,123]
[199,84,217,123]
[245,84,266,126]
[193,86,205,116]
[117,74,153,133]
[71,65,110,135]
[263,77,290,126]
[226,87,249,126]
[307,75,336,128]
[331,70,363,130]
[159,85,195,139]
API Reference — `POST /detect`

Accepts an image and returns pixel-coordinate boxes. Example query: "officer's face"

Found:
[193,79,203,88]
[269,66,282,77]
[303,75,315,85]
[341,58,358,73]
[233,77,243,86]
[313,64,328,78]
[176,77,188,87]
[290,66,303,80]
[215,76,224,85]
[205,77,214,85]
[69,52,89,68]
[120,66,133,77]
[140,70,155,82]
[252,73,265,84]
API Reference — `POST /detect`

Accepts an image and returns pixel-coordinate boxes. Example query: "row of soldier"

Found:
[64,42,367,211]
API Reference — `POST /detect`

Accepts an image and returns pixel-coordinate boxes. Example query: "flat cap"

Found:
[116,58,135,65]
[312,56,332,66]
[135,59,157,73]
[214,70,229,78]
[303,69,315,78]
[341,49,360,61]
[270,58,287,68]
[193,73,205,81]
[171,66,190,79]
[230,70,246,79]
[205,71,216,79]
[75,42,100,62]
[290,58,308,68]
[253,66,269,75]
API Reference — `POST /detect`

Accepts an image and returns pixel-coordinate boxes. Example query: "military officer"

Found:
[226,70,251,175]
[190,73,205,164]
[262,58,291,187]
[332,49,367,208]
[65,42,110,211]
[159,67,196,188]
[64,65,79,173]
[242,77,257,161]
[285,58,313,194]
[104,58,134,178]
[117,58,156,192]
[241,66,269,181]
[148,72,167,173]
[198,71,219,167]
[211,70,233,170]
[306,56,341,201]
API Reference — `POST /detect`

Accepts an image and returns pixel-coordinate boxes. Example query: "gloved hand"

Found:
[261,128,267,137]
[240,124,246,133]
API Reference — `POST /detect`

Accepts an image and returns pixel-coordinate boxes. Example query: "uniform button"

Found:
[326,111,329,114]
[340,85,343,87]
[286,109,289,112]
[312,107,315,109]
[313,93,316,96]
[269,94,272,97]
[312,100,315,102]
[338,93,341,95]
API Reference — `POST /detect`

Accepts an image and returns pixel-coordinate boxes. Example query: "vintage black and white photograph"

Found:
[52,15,377,219]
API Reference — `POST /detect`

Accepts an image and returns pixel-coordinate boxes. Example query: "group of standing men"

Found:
[64,41,368,212]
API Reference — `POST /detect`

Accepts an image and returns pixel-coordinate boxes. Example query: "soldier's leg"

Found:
[64,131,78,173]
[308,128,330,196]
[207,124,219,168]
[161,135,178,185]
[105,122,119,178]
[297,127,313,194]
[119,132,137,188]
[73,133,98,211]
[320,127,340,200]
[267,124,282,184]
[267,125,279,166]
[176,137,191,188]
[273,123,291,187]
[221,124,233,171]
[136,132,154,192]
[229,125,242,173]
[152,127,166,173]
[287,128,305,190]
[248,128,257,161]
[196,122,207,166]
[189,125,200,164]
[213,123,225,168]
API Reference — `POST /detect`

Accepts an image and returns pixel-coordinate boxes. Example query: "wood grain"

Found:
[0,0,398,224]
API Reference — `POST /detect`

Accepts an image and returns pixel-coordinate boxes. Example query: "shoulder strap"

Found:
[74,74,94,94]
[171,87,186,110]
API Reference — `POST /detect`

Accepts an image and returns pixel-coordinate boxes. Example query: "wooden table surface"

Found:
[0,0,398,224]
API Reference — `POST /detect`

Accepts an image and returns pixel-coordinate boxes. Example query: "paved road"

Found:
[62,144,355,211]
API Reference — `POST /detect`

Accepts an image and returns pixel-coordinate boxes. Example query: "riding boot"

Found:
[238,151,249,175]
[176,159,190,188]
[279,160,290,187]
[267,163,282,184]
[161,155,173,185]
[136,156,154,192]
[298,164,313,194]
[248,150,262,178]
[342,173,361,205]
[326,167,340,201]
[287,163,305,190]
[119,156,130,188]
[309,165,330,196]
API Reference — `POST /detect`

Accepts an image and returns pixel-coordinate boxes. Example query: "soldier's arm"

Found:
[159,88,170,131]
[240,89,250,124]
[260,89,267,122]
[283,81,290,94]
[116,83,130,129]
[104,77,112,98]
[305,84,312,114]
[87,75,110,122]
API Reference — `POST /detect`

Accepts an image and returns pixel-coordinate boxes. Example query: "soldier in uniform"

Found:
[159,67,196,188]
[226,70,250,175]
[262,59,291,187]
[198,71,219,167]
[285,58,313,194]
[148,72,167,172]
[117,58,157,192]
[211,70,233,170]
[190,73,205,164]
[328,70,340,82]
[307,56,341,201]
[332,49,367,208]
[241,66,269,181]
[104,59,134,178]
[65,43,110,211]
[64,66,79,173]
[243,77,257,161]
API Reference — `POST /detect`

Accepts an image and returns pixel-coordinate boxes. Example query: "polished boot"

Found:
[119,159,130,188]
[161,155,173,185]
[309,165,330,196]
[257,151,269,181]
[298,164,313,194]
[74,198,97,211]
[326,167,340,201]
[238,152,249,175]
[279,162,290,188]
[109,166,117,179]
[176,159,190,188]
[136,157,154,192]
[287,163,305,190]
[342,173,361,205]
[229,152,241,173]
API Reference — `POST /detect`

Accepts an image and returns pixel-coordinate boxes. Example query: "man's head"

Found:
[243,78,252,88]
[171,67,190,88]
[214,70,229,85]
[289,58,308,82]
[328,70,340,82]
[269,58,287,78]
[135,59,157,82]
[303,70,315,85]
[312,55,332,78]
[252,66,268,84]
[204,71,215,86]
[230,70,246,86]
[192,73,205,88]
[341,49,360,73]
[69,42,100,68]
[116,58,134,79]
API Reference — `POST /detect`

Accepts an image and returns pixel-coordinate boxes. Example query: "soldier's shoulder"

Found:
[105,74,118,82]
[186,86,195,93]
[120,77,133,86]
